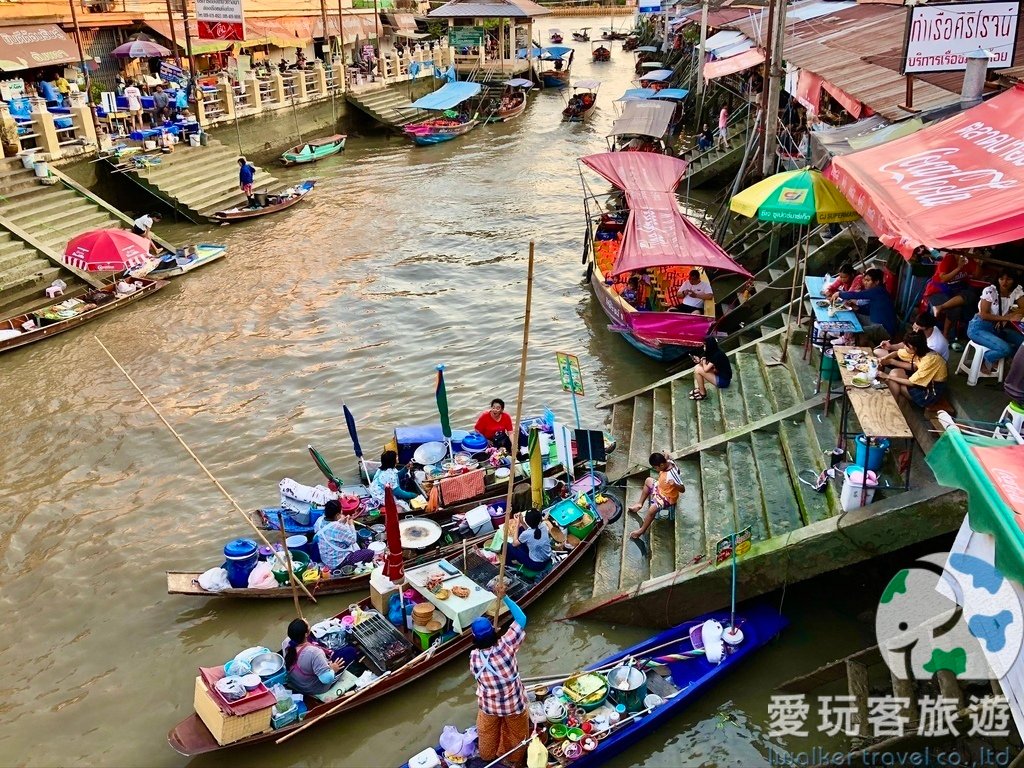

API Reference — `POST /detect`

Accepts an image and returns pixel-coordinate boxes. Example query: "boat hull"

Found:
[404,119,478,145]
[280,135,346,165]
[146,244,227,278]
[542,71,571,89]
[485,92,527,123]
[211,180,315,223]
[0,278,167,355]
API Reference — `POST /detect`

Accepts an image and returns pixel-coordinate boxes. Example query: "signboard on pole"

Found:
[196,0,246,42]
[638,1,662,15]
[449,27,485,48]
[159,61,188,87]
[902,1,1020,74]
[715,526,752,564]
[556,352,584,396]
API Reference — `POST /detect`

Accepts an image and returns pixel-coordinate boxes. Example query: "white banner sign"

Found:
[196,0,246,42]
[904,1,1020,74]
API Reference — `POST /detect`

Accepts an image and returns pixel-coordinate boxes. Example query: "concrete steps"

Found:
[346,85,419,128]
[681,124,750,188]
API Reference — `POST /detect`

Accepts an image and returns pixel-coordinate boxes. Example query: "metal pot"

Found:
[250,651,285,679]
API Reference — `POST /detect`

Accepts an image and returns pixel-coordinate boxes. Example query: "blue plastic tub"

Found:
[461,431,489,452]
[222,538,258,588]
[854,435,889,473]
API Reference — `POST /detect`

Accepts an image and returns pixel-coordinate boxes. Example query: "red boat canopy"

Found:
[827,85,1024,257]
[581,152,751,278]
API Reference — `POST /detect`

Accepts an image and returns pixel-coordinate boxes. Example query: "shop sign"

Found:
[196,0,246,41]
[448,27,484,47]
[903,1,1020,74]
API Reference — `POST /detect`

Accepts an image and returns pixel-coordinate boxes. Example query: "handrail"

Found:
[0,209,103,288]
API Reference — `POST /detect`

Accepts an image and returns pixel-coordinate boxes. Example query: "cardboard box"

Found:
[369,567,400,614]
[193,677,273,746]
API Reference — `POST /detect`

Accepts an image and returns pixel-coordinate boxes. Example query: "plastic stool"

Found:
[956,341,1006,386]
[994,401,1024,438]
[45,285,63,298]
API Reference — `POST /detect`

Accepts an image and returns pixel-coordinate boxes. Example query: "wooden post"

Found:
[278,512,304,620]
[905,74,914,110]
[164,0,182,66]
[494,241,536,628]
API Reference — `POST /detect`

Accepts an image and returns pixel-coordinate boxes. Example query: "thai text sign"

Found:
[449,27,484,48]
[903,1,1020,74]
[196,0,246,41]
[556,352,584,396]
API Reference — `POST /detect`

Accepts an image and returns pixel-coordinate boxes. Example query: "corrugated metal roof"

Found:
[725,0,856,44]
[428,0,551,19]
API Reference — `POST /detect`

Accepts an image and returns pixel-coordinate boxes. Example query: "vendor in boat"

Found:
[131,212,162,255]
[369,450,418,509]
[314,499,374,569]
[672,269,712,313]
[470,590,530,766]
[283,618,350,697]
[238,157,257,206]
[474,398,515,450]
[506,508,552,572]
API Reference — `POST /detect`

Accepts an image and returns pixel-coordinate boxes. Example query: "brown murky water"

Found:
[0,20,879,766]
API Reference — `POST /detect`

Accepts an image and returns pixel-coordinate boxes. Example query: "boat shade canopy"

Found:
[617,312,715,345]
[581,152,752,278]
[617,88,655,101]
[516,46,543,58]
[504,78,534,88]
[704,48,765,80]
[651,88,689,101]
[634,45,659,52]
[410,81,482,110]
[827,85,1024,256]
[640,61,666,69]
[703,30,745,56]
[0,24,81,71]
[542,45,573,59]
[608,100,676,138]
[640,69,673,82]
[927,430,1024,585]
[574,79,601,90]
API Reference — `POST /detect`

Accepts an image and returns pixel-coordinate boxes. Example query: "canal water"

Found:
[1,19,889,766]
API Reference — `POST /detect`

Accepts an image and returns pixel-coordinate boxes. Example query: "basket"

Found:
[568,511,597,540]
[193,677,272,745]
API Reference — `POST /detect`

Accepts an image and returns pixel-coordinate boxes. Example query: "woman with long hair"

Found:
[506,508,552,572]
[282,619,344,696]
[967,269,1024,374]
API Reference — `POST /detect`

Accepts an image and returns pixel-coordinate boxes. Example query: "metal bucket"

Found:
[607,666,647,713]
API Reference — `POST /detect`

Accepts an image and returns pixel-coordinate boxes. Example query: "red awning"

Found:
[794,70,822,114]
[0,24,78,72]
[827,85,1024,256]
[704,48,765,81]
[581,152,752,278]
[822,80,868,120]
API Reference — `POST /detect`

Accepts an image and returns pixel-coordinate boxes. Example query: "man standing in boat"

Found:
[470,591,530,766]
[238,157,256,207]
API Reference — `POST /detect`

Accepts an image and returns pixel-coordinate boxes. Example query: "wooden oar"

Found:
[274,670,394,744]
[493,241,536,627]
[95,336,318,603]
[277,512,303,620]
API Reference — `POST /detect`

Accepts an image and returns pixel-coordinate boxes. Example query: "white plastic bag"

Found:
[198,567,231,592]
[248,561,277,589]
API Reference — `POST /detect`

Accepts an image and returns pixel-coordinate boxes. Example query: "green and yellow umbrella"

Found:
[729,168,859,225]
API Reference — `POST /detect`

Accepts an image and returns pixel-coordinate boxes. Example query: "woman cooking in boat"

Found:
[369,450,418,509]
[474,398,515,451]
[313,499,374,569]
[506,508,552,573]
[282,618,355,698]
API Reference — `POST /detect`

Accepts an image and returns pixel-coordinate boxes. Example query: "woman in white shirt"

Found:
[967,269,1024,373]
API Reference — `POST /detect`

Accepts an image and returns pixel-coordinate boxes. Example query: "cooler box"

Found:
[193,677,272,745]
[548,498,586,528]
[395,424,446,464]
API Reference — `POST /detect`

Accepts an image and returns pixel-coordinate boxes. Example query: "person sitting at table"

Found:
[506,508,552,573]
[966,268,1024,375]
[837,268,897,346]
[823,262,863,298]
[369,450,418,509]
[876,332,948,409]
[152,85,170,122]
[672,269,712,314]
[924,250,978,343]
[282,618,354,698]
[314,498,374,570]
[875,311,949,369]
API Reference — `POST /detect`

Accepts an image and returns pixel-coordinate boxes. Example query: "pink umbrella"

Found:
[112,40,172,58]
[64,229,151,272]
[382,486,405,583]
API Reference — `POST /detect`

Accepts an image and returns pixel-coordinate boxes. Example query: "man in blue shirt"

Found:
[238,157,256,207]
[839,268,897,345]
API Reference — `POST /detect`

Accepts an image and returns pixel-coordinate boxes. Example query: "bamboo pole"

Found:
[494,241,536,629]
[277,512,304,620]
[94,336,318,603]
[275,670,394,744]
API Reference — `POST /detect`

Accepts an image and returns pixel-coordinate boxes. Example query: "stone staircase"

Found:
[110,138,280,223]
[346,84,419,128]
[679,116,752,188]
[0,159,111,316]
[565,333,957,626]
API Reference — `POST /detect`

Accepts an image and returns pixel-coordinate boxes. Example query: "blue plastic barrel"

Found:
[285,534,309,557]
[223,538,259,588]
[461,431,489,452]
[854,435,889,473]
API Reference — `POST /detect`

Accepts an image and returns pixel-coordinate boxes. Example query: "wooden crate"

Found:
[193,677,273,745]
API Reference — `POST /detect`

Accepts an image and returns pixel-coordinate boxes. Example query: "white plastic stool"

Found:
[956,340,1006,386]
[994,401,1024,438]
[45,285,63,298]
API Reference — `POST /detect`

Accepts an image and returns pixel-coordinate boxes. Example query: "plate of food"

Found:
[816,300,830,308]
[855,363,869,372]
[851,374,871,388]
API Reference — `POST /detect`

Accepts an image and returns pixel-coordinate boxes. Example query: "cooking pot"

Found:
[250,651,285,679]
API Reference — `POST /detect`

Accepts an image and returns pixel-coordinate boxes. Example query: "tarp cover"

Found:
[581,152,752,277]
[618,311,715,344]
[640,69,674,82]
[704,48,765,80]
[574,79,601,90]
[542,45,573,59]
[651,88,689,101]
[608,100,676,138]
[504,78,533,88]
[927,429,1024,585]
[410,81,481,110]
[617,88,655,101]
[827,85,1024,256]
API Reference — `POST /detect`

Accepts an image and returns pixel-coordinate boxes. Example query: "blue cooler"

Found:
[461,431,489,453]
[395,424,446,464]
[223,538,259,588]
[451,429,469,452]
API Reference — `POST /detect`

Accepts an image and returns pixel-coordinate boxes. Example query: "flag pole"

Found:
[494,241,535,628]
[564,362,596,502]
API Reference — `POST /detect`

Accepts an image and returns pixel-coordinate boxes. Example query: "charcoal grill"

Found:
[451,550,530,601]
[350,612,414,673]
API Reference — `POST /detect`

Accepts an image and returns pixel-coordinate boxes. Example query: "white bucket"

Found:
[189,132,201,147]
[33,159,48,178]
[143,139,157,150]
[19,149,39,169]
[840,465,878,511]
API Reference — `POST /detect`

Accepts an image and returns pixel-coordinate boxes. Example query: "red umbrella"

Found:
[64,229,151,272]
[382,486,405,583]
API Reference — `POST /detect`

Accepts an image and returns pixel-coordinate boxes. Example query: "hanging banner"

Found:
[715,526,752,564]
[196,0,246,42]
[159,61,187,87]
[902,1,1020,74]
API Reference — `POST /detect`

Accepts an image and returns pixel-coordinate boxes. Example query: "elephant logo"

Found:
[876,552,1023,681]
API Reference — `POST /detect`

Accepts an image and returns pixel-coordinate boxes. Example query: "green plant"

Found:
[89,82,103,105]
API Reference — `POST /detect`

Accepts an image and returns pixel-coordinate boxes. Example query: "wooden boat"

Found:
[550,29,564,43]
[540,46,573,89]
[592,43,611,62]
[483,80,531,123]
[142,244,227,278]
[210,180,315,223]
[398,604,786,768]
[280,134,346,166]
[562,81,599,122]
[602,28,628,41]
[403,114,478,146]
[0,277,166,355]
[167,501,614,756]
[572,27,591,42]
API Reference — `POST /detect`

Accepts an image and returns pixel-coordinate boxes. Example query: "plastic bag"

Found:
[527,736,549,768]
[248,561,277,589]
[439,725,472,759]
[198,567,231,592]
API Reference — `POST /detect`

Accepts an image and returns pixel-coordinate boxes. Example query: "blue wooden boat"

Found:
[404,81,482,146]
[400,603,786,767]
